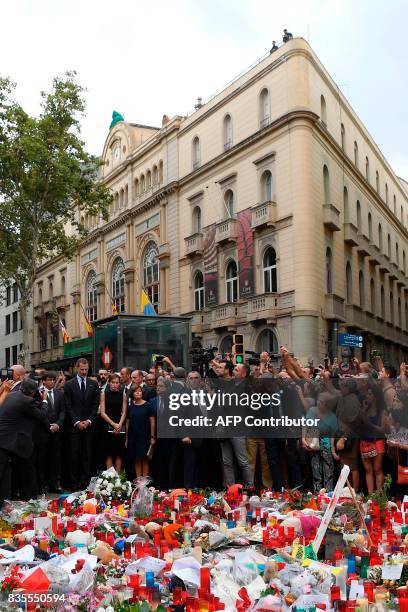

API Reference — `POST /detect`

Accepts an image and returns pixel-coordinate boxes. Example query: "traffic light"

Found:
[232,333,244,364]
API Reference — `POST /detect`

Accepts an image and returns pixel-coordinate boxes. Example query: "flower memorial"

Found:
[1,469,408,610]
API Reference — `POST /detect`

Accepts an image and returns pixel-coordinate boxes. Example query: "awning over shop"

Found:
[63,337,93,358]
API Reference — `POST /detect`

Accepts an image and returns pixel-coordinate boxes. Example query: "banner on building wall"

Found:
[203,224,218,306]
[237,208,254,298]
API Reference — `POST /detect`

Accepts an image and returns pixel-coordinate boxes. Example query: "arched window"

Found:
[112,258,125,313]
[390,291,394,325]
[326,247,333,293]
[49,282,53,300]
[370,278,375,314]
[396,243,399,266]
[368,212,373,241]
[323,165,330,204]
[224,189,234,218]
[261,170,273,202]
[359,270,365,309]
[320,94,327,126]
[61,276,66,295]
[256,328,278,354]
[192,137,200,169]
[86,270,97,322]
[143,242,159,312]
[398,297,402,327]
[152,165,158,187]
[146,170,152,190]
[346,262,353,304]
[365,156,370,182]
[264,247,277,293]
[387,234,391,259]
[226,260,238,303]
[354,141,358,167]
[141,174,145,192]
[341,123,345,151]
[114,193,119,211]
[219,335,233,354]
[135,178,139,196]
[393,195,397,214]
[125,185,128,205]
[401,205,404,223]
[159,160,163,184]
[260,88,270,128]
[192,206,202,233]
[403,251,406,274]
[193,271,204,311]
[375,171,379,193]
[381,285,385,319]
[356,200,362,232]
[343,187,349,222]
[224,114,232,149]
[378,223,383,251]
[385,183,388,204]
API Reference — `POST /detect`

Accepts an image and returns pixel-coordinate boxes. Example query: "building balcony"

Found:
[396,269,406,286]
[246,291,295,323]
[184,233,203,257]
[378,255,389,273]
[53,295,68,310]
[251,201,277,230]
[343,222,359,246]
[211,303,240,330]
[345,304,365,329]
[158,243,170,268]
[356,234,370,256]
[215,218,237,244]
[368,243,381,266]
[323,204,341,231]
[388,263,399,281]
[324,294,346,321]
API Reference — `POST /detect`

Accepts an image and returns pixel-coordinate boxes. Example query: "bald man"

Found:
[0,365,26,407]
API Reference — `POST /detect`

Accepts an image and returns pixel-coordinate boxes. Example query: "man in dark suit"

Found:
[41,372,65,493]
[64,358,100,490]
[0,379,48,507]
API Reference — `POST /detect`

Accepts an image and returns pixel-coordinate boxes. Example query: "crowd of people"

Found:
[0,347,407,507]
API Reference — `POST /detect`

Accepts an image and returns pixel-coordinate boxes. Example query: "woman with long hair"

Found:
[100,374,126,471]
[126,385,156,478]
[360,383,390,493]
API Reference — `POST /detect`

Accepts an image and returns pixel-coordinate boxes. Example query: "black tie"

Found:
[49,390,54,406]
[81,378,86,397]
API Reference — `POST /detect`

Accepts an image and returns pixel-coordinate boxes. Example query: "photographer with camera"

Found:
[0,365,26,406]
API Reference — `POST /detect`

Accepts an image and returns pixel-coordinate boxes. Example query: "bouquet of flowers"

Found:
[92,468,132,503]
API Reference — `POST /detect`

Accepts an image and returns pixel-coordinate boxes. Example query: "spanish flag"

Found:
[84,313,93,337]
[112,302,119,316]
[141,289,156,316]
[59,318,70,344]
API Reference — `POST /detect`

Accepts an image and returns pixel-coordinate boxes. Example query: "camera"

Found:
[189,346,218,365]
[154,355,164,366]
[0,368,13,382]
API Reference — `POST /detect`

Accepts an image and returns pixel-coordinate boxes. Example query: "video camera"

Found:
[0,368,13,382]
[245,350,293,366]
[190,346,218,366]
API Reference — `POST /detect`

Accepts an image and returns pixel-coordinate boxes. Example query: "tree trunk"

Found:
[19,291,32,370]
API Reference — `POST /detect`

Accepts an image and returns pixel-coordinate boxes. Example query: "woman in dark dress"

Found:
[100,374,126,472]
[126,385,156,477]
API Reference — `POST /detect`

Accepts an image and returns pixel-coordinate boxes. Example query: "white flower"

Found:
[101,489,107,496]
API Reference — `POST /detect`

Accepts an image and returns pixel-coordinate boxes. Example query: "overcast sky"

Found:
[2,0,407,179]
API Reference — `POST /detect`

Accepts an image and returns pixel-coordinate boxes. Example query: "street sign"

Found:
[338,333,363,348]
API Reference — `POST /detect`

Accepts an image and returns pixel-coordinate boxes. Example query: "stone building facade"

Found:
[31,38,408,368]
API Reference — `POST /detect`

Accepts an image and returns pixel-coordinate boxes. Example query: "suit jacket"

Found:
[45,389,65,428]
[0,392,49,458]
[64,377,100,428]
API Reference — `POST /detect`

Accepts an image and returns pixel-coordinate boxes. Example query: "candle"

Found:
[200,567,211,592]
[363,581,374,604]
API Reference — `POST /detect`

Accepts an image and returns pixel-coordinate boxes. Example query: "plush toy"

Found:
[65,529,92,547]
[93,541,120,564]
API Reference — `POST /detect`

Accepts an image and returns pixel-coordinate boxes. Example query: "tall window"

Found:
[152,166,158,187]
[193,271,204,311]
[396,243,399,266]
[403,251,406,274]
[341,123,345,150]
[192,137,200,169]
[256,329,278,354]
[390,291,394,325]
[365,157,370,182]
[112,258,125,313]
[385,183,389,205]
[401,205,404,223]
[192,206,202,233]
[264,247,277,293]
[323,165,330,204]
[13,283,18,303]
[61,276,66,295]
[146,170,152,190]
[326,247,333,293]
[49,282,53,300]
[141,175,145,192]
[378,223,383,251]
[320,95,327,126]
[356,200,362,232]
[224,114,232,149]
[261,170,273,202]
[346,262,353,304]
[375,171,379,193]
[343,187,349,222]
[370,278,375,314]
[354,141,358,167]
[85,271,97,322]
[368,213,373,241]
[398,297,402,327]
[224,189,234,218]
[387,234,391,259]
[143,243,159,312]
[359,271,365,309]
[159,160,163,184]
[135,178,139,196]
[381,285,385,319]
[5,285,11,306]
[260,88,270,128]
[226,260,238,303]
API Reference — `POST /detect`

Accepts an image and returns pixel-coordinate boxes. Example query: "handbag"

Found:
[302,427,319,451]
[398,450,408,485]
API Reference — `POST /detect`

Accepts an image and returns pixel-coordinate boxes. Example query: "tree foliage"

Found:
[0,72,112,363]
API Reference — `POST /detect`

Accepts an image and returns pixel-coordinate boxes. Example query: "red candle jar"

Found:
[331,585,340,602]
[200,567,211,592]
[363,581,375,603]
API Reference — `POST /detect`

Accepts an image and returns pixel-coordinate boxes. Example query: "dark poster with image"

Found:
[203,224,218,306]
[237,208,254,298]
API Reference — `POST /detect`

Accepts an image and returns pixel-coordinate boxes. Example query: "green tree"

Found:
[0,72,112,367]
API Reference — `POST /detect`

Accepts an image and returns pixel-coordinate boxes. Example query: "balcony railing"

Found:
[211,303,239,329]
[324,294,346,321]
[246,291,295,322]
[251,201,277,230]
[323,204,341,231]
[184,233,203,257]
[215,218,237,244]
